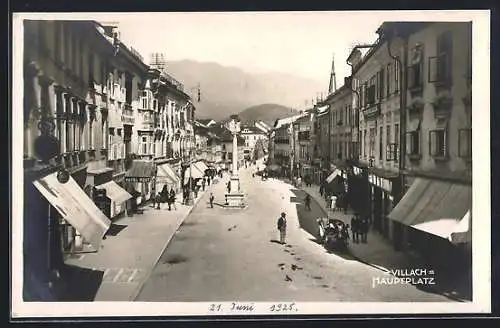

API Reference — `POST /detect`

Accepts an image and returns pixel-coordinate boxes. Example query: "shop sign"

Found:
[125,177,152,183]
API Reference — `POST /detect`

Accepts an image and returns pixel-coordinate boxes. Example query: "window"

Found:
[406,131,420,156]
[88,52,94,85]
[117,128,122,136]
[429,129,447,158]
[394,124,399,162]
[369,128,376,158]
[89,121,94,149]
[408,63,423,89]
[378,68,385,100]
[458,128,472,158]
[429,31,453,84]
[386,63,392,96]
[140,136,148,155]
[394,59,400,92]
[379,126,383,160]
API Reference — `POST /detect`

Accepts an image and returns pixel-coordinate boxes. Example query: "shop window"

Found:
[406,131,420,157]
[458,128,472,158]
[429,129,447,159]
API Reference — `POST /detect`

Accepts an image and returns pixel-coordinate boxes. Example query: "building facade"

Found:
[22,20,195,300]
[386,22,472,277]
[240,125,267,161]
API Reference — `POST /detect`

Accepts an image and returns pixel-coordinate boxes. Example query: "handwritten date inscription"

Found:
[270,303,297,312]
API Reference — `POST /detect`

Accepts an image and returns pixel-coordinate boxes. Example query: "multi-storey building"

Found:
[383,22,472,276]
[194,120,210,161]
[240,125,267,161]
[273,123,292,176]
[291,112,313,179]
[22,20,118,300]
[347,27,407,240]
[21,20,196,300]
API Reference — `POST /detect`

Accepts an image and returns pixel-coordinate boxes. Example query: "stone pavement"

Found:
[63,181,218,301]
[301,183,471,302]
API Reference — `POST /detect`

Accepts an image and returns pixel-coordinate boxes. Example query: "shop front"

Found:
[156,162,181,194]
[388,177,472,266]
[94,181,133,219]
[367,169,401,239]
[349,165,370,217]
[124,160,156,206]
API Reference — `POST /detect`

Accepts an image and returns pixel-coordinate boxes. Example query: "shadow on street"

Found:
[59,264,104,301]
[104,223,128,237]
[290,183,473,302]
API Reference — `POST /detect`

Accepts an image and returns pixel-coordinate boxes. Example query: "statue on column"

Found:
[223,115,245,208]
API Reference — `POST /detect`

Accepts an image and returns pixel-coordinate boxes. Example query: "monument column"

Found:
[232,132,238,176]
[224,115,245,207]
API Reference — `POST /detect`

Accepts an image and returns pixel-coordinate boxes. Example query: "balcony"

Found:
[121,104,135,125]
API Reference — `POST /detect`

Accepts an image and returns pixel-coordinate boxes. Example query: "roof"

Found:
[273,113,306,129]
[197,119,216,127]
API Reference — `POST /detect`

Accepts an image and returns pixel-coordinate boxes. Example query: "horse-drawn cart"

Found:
[317,217,350,252]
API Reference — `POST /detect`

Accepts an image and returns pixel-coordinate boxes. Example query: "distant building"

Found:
[240,125,267,161]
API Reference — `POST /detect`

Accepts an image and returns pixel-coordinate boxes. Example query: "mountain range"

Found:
[164,60,324,120]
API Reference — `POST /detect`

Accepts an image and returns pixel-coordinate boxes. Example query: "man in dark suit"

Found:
[277,212,287,244]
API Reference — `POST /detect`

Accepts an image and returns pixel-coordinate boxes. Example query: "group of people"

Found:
[350,214,369,243]
[152,185,178,211]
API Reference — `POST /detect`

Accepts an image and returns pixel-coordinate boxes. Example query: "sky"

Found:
[106,12,390,89]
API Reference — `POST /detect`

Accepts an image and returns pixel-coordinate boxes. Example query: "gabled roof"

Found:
[197,119,217,127]
[273,114,305,130]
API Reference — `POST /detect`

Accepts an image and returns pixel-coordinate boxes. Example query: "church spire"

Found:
[328,53,337,94]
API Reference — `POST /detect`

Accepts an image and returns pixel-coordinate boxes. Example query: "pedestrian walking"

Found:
[277,212,287,244]
[209,192,215,208]
[202,177,206,191]
[304,194,311,211]
[319,185,324,197]
[155,192,161,210]
[227,181,231,194]
[351,214,360,243]
[168,188,177,211]
[360,217,369,243]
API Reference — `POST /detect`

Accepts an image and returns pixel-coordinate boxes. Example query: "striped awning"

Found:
[33,172,111,249]
[388,178,472,244]
[95,181,132,204]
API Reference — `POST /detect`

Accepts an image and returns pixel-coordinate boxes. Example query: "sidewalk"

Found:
[300,183,471,302]
[63,181,218,301]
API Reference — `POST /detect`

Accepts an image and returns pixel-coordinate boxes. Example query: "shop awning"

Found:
[184,163,205,184]
[96,181,132,204]
[194,161,209,172]
[388,178,472,243]
[125,160,156,182]
[156,163,180,185]
[33,172,111,249]
[326,169,341,183]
